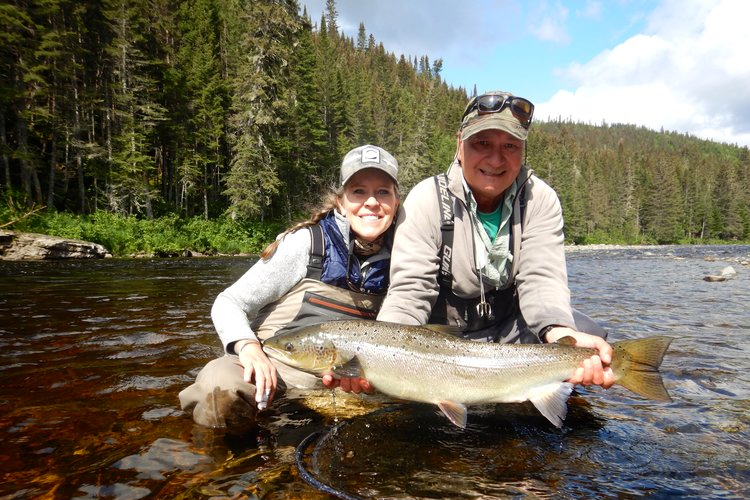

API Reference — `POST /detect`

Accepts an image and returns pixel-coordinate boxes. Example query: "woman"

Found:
[179,145,400,433]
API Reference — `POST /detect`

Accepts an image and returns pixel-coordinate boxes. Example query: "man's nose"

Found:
[487,146,506,166]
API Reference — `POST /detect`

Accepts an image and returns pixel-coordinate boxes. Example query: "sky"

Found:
[299,0,750,147]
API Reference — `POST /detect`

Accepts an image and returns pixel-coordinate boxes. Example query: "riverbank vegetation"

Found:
[2,0,749,255]
[1,206,283,257]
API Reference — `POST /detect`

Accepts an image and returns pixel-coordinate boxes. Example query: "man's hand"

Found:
[544,327,615,388]
[321,374,375,394]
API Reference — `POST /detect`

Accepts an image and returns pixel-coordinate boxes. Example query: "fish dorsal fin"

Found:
[528,382,574,428]
[332,355,363,378]
[438,400,468,428]
[556,336,577,346]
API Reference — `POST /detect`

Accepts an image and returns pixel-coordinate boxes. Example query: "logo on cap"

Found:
[361,147,381,164]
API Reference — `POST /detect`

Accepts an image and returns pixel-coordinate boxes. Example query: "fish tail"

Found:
[611,336,673,402]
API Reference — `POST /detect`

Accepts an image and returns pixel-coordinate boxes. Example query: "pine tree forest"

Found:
[2,0,749,244]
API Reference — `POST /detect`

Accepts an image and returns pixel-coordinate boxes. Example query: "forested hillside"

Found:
[2,0,749,245]
[528,122,750,243]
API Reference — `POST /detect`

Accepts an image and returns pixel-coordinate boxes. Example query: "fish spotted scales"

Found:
[263,319,672,428]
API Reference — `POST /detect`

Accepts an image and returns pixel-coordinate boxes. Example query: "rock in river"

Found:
[0,231,111,260]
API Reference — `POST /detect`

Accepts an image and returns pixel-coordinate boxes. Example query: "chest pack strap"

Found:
[435,173,454,290]
[306,223,324,280]
[434,171,531,294]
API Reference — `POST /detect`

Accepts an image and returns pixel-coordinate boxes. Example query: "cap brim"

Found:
[341,164,399,186]
[461,114,528,141]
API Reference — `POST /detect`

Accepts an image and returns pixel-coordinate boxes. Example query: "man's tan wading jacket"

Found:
[378,161,577,337]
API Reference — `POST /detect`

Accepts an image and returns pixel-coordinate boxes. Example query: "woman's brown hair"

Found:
[259,189,343,261]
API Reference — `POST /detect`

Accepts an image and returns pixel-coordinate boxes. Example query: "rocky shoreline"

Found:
[2,230,748,264]
[0,231,111,260]
[0,230,256,260]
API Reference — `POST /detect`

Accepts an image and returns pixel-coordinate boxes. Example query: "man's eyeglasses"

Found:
[461,94,535,129]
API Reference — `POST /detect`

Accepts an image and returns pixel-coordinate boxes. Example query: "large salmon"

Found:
[262,320,672,428]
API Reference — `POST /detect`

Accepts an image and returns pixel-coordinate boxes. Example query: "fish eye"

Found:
[284,342,295,352]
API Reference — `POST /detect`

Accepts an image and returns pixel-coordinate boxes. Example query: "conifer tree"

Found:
[641,154,685,243]
[223,0,299,220]
[356,22,366,51]
[102,0,167,218]
[174,0,228,218]
[2,0,45,206]
[325,0,338,37]
[0,0,747,245]
[273,12,329,219]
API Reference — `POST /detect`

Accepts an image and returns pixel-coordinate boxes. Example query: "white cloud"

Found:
[577,0,602,19]
[538,0,750,146]
[330,0,511,63]
[306,0,525,94]
[528,0,571,43]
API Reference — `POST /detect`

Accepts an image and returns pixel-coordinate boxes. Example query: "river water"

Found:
[1,245,748,499]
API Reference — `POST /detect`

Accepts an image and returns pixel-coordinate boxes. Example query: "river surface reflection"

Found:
[1,245,748,499]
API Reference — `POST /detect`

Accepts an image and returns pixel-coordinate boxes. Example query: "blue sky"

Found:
[299,0,750,147]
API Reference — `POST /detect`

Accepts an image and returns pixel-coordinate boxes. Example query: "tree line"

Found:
[2,0,748,244]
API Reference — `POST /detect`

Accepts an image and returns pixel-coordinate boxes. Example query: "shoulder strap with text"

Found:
[434,173,454,290]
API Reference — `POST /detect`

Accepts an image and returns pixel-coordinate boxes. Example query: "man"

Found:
[377,91,613,389]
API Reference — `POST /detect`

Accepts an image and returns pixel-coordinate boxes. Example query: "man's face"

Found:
[457,129,524,211]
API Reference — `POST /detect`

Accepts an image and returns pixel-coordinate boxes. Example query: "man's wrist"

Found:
[539,325,562,343]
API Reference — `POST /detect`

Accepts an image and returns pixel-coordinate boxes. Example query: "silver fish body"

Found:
[262,320,672,428]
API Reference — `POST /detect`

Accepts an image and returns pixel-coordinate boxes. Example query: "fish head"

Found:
[262,329,347,374]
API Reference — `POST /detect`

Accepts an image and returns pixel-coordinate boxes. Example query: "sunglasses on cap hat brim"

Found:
[461,93,535,130]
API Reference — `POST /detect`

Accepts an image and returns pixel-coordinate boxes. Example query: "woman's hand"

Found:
[238,341,278,409]
[545,327,615,388]
[321,374,375,394]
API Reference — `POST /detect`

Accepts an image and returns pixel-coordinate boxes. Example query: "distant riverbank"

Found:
[3,209,748,260]
[1,210,284,258]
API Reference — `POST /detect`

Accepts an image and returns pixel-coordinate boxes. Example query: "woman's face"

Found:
[337,168,399,242]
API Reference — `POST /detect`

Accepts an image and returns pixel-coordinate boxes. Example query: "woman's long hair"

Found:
[259,189,343,261]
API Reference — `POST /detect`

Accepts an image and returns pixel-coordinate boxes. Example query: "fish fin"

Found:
[332,356,364,378]
[528,382,574,428]
[612,336,673,402]
[437,401,468,428]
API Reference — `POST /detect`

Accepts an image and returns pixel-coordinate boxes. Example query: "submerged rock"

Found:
[703,275,727,282]
[721,265,737,277]
[703,265,739,282]
[0,231,111,260]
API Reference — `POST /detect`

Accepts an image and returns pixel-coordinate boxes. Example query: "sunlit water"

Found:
[1,246,748,499]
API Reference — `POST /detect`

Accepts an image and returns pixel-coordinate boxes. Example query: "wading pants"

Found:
[178,355,321,434]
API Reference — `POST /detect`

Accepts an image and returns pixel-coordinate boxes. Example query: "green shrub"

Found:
[82,212,142,256]
[1,207,285,257]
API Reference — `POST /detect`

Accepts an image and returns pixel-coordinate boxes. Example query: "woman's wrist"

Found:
[234,338,260,355]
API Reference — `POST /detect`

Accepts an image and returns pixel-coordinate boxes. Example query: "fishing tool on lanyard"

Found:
[471,215,495,320]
